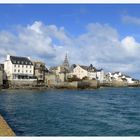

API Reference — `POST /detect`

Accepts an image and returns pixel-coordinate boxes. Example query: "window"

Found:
[18,70,20,73]
[14,64,16,67]
[30,65,32,68]
[26,70,28,73]
[14,69,16,72]
[30,70,32,73]
[26,65,28,68]
[18,65,20,67]
[22,65,24,68]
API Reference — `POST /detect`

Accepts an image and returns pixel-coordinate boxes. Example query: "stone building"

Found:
[49,54,70,82]
[33,61,46,84]
[45,72,56,87]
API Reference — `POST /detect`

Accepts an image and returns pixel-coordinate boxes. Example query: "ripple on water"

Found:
[0,88,140,136]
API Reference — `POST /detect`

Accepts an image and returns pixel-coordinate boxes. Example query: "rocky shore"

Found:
[0,115,15,136]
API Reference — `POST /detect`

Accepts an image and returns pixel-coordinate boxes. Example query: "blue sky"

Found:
[0,4,140,37]
[1,4,140,78]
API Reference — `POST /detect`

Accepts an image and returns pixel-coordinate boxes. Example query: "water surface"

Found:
[0,88,140,136]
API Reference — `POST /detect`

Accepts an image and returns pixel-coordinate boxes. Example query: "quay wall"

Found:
[0,115,15,136]
[54,80,99,89]
[55,81,78,89]
[9,80,37,88]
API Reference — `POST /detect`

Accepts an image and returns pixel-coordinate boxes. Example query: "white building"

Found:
[107,71,137,84]
[73,65,88,79]
[4,55,35,81]
[72,64,105,82]
[125,76,135,84]
[96,70,105,82]
[112,72,122,79]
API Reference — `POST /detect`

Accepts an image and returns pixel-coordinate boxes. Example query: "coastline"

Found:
[0,115,16,136]
[1,86,140,92]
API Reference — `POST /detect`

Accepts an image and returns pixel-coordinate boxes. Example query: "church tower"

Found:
[63,53,69,69]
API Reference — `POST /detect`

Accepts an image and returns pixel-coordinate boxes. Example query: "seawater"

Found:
[0,88,140,136]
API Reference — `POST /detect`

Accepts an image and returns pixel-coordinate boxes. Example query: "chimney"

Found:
[6,54,10,60]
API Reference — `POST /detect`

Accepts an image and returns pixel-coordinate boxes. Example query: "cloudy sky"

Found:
[0,4,140,78]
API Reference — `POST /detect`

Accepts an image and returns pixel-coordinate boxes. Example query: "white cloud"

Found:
[1,21,140,77]
[28,21,43,34]
[122,15,140,25]
[121,36,140,55]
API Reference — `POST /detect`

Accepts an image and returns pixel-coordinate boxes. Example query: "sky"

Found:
[1,4,140,78]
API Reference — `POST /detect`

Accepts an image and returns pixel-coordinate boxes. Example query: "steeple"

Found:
[63,53,69,69]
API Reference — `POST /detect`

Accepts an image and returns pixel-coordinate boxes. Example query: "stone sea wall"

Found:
[1,79,140,90]
[54,80,99,89]
[0,115,15,136]
[9,80,37,88]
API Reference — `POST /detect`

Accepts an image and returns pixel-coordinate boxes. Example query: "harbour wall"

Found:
[54,80,99,89]
[0,115,16,136]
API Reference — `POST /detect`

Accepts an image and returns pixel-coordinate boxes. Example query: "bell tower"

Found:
[63,53,69,69]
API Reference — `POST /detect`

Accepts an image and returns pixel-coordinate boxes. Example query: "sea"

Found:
[0,88,140,136]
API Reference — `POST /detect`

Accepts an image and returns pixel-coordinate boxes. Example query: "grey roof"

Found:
[10,56,33,65]
[96,69,103,72]
[79,65,102,72]
[69,64,77,72]
[132,78,139,81]
[79,65,88,71]
[121,78,127,81]
[125,75,131,78]
[112,72,121,75]
[44,67,49,73]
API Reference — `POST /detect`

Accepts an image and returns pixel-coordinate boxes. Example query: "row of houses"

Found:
[49,54,105,83]
[0,54,139,88]
[106,72,139,84]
